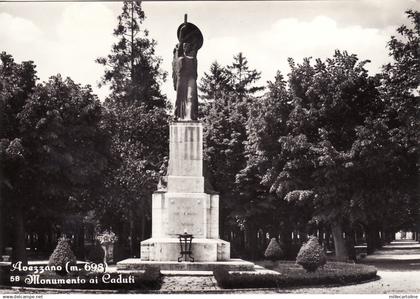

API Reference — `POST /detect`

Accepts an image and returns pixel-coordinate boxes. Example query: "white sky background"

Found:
[0,0,419,102]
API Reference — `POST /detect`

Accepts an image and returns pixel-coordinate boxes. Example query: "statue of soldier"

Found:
[172,15,203,121]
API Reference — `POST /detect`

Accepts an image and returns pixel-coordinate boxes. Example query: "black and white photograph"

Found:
[0,0,419,296]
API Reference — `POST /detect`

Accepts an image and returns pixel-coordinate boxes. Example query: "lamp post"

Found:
[178,232,194,262]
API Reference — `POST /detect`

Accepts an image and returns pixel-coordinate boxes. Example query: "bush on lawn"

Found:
[48,237,77,275]
[213,261,377,289]
[264,238,283,261]
[296,235,326,272]
[214,267,280,289]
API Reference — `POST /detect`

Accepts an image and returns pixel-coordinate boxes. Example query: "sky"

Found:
[0,0,419,102]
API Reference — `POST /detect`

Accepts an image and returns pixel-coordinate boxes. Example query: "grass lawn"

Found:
[214,260,378,289]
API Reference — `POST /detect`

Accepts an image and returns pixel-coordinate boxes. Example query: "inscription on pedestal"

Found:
[167,197,205,237]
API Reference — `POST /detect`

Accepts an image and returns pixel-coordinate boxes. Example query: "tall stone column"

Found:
[118,16,255,272]
[140,121,230,262]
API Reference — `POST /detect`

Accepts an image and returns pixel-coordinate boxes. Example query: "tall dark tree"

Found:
[19,75,108,260]
[199,61,232,102]
[351,10,420,249]
[98,105,169,255]
[259,51,381,260]
[227,52,264,100]
[96,0,167,109]
[0,52,37,263]
[381,10,419,204]
[200,54,263,257]
[1,53,108,263]
[96,1,170,256]
[202,92,248,239]
[236,71,307,257]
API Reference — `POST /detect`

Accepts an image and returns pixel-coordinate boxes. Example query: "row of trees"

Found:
[199,10,419,259]
[0,1,169,262]
[0,1,418,263]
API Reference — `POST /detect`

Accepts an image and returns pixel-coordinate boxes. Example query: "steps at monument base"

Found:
[116,258,255,272]
[140,238,230,262]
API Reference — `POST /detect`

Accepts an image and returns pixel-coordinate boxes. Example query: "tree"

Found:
[97,105,168,254]
[18,75,108,260]
[96,1,170,256]
[1,53,108,263]
[259,51,381,260]
[96,0,167,109]
[237,71,313,258]
[227,52,264,100]
[0,52,37,263]
[199,61,232,102]
[380,10,419,214]
[200,53,264,257]
[350,10,420,251]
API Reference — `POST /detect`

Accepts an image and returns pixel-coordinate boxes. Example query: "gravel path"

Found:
[160,275,219,293]
[284,271,420,294]
[284,240,420,294]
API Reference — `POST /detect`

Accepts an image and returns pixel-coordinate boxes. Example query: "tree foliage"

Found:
[200,53,264,244]
[1,53,108,261]
[95,1,170,253]
[199,61,232,103]
[96,0,167,109]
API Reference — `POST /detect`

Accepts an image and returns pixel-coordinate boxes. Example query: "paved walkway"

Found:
[286,240,420,294]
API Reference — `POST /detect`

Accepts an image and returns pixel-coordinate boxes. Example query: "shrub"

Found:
[264,238,283,261]
[48,237,77,275]
[296,235,326,272]
[214,267,281,289]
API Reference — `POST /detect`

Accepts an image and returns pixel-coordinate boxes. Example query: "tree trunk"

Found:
[324,230,331,251]
[366,225,379,254]
[331,222,348,261]
[38,231,46,253]
[128,209,134,257]
[246,223,258,260]
[13,206,27,265]
[140,214,146,242]
[383,228,393,244]
[279,225,292,259]
[346,229,357,261]
[0,194,3,256]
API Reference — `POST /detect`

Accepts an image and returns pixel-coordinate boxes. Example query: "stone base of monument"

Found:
[115,121,258,273]
[116,258,255,272]
[139,238,230,262]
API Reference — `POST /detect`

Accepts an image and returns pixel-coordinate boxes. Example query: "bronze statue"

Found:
[172,15,203,121]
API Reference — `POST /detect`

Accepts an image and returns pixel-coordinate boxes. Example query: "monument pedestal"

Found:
[117,122,253,272]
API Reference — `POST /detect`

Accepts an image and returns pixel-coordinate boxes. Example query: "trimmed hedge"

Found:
[214,261,377,289]
[49,237,77,275]
[296,235,326,272]
[264,238,283,261]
